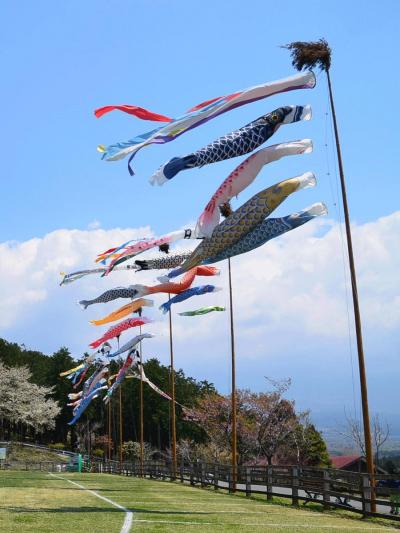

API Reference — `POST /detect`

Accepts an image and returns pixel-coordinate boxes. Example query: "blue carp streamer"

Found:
[159,285,221,314]
[68,381,108,425]
[150,105,311,185]
[166,172,316,278]
[205,202,328,264]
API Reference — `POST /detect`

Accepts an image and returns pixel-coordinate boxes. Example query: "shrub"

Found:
[48,443,66,450]
[92,448,104,458]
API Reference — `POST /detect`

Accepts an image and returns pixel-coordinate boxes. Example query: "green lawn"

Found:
[0,471,399,532]
[2,443,70,464]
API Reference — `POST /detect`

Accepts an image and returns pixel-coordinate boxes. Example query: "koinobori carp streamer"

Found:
[80,266,219,310]
[159,285,221,314]
[124,266,220,299]
[195,139,313,237]
[79,287,145,309]
[101,228,196,275]
[170,172,316,276]
[96,71,315,174]
[107,333,154,359]
[134,251,192,271]
[178,306,226,316]
[89,317,151,349]
[149,105,312,186]
[202,203,328,264]
[60,264,137,286]
[90,298,154,326]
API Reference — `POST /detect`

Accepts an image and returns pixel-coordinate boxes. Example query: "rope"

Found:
[324,78,359,422]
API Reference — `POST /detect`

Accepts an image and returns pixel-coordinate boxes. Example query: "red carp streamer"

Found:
[89,317,151,349]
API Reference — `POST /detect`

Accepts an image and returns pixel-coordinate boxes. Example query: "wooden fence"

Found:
[2,457,399,522]
[95,459,400,521]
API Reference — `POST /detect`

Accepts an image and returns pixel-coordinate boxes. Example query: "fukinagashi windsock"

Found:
[149,106,312,186]
[195,139,313,237]
[159,285,222,314]
[96,71,315,174]
[89,317,151,349]
[130,365,173,401]
[168,172,316,277]
[202,202,328,264]
[104,350,138,403]
[90,298,154,326]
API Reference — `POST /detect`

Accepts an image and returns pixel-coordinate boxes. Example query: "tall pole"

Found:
[168,294,177,478]
[139,325,144,477]
[108,400,112,461]
[327,69,375,511]
[228,258,237,491]
[119,387,123,466]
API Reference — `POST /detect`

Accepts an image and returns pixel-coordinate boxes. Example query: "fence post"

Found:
[266,466,273,501]
[323,470,330,510]
[214,464,219,491]
[228,468,233,494]
[201,462,206,487]
[246,467,252,497]
[180,460,184,483]
[190,462,194,486]
[292,467,299,506]
[362,474,372,516]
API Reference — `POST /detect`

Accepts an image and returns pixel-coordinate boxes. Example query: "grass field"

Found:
[2,443,70,464]
[0,471,399,532]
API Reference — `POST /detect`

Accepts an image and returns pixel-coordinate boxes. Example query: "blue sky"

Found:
[1,1,400,433]
[2,0,399,240]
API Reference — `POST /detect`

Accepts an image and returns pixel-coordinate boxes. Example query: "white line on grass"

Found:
[49,473,133,533]
[133,519,395,530]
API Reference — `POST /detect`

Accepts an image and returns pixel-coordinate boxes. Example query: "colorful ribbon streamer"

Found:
[97,71,315,174]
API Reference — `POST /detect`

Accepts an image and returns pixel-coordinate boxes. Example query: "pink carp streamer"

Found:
[97,228,196,275]
[195,139,313,237]
[89,317,151,349]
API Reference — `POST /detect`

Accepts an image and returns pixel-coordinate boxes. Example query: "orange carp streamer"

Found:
[90,298,154,326]
[145,265,219,295]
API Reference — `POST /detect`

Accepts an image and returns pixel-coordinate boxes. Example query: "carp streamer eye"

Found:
[271,113,279,121]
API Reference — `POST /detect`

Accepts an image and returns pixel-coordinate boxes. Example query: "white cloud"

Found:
[88,220,101,230]
[1,213,399,415]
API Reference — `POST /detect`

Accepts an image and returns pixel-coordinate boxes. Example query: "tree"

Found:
[341,412,390,465]
[122,441,156,461]
[190,380,330,467]
[0,362,60,439]
[279,414,331,467]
